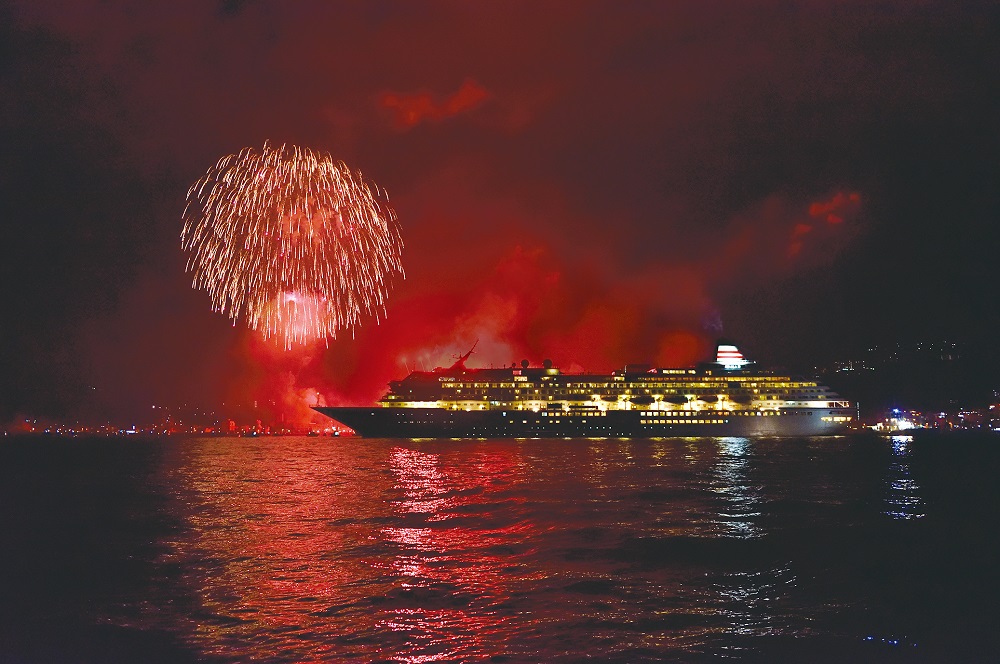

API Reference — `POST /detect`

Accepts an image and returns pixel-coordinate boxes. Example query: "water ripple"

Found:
[20,434,985,661]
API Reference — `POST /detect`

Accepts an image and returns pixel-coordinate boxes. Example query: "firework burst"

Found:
[181,143,403,348]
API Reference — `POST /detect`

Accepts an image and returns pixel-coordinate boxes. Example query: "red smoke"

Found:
[380,79,492,129]
[239,243,715,416]
[809,191,861,220]
[235,189,864,419]
[707,191,862,266]
[792,190,862,256]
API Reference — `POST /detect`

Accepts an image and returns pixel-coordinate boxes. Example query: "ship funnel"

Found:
[716,343,751,370]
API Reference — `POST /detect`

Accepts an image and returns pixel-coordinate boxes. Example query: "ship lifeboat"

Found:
[664,394,689,405]
[631,395,655,406]
[698,395,719,403]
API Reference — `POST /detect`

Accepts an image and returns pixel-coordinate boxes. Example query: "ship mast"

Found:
[447,339,479,371]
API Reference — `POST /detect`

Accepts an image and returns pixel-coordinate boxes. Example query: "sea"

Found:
[1,433,998,663]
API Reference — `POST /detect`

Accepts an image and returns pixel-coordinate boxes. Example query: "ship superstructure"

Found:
[314,343,853,437]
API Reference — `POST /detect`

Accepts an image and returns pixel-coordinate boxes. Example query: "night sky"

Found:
[3,1,1000,424]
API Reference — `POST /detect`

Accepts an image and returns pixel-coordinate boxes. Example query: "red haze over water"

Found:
[3,1,998,424]
[242,190,862,427]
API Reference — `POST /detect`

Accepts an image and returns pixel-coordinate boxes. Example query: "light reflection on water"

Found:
[709,438,763,539]
[148,439,389,661]
[373,446,533,662]
[108,435,950,662]
[884,435,926,520]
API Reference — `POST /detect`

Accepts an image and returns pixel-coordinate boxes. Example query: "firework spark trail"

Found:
[181,142,403,348]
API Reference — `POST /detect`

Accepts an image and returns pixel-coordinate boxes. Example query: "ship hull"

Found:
[314,407,851,438]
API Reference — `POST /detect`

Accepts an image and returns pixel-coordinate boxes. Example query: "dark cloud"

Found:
[3,0,999,422]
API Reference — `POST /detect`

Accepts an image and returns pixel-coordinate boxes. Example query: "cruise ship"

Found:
[313,343,853,438]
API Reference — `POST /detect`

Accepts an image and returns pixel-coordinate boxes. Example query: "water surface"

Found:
[1,433,998,662]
